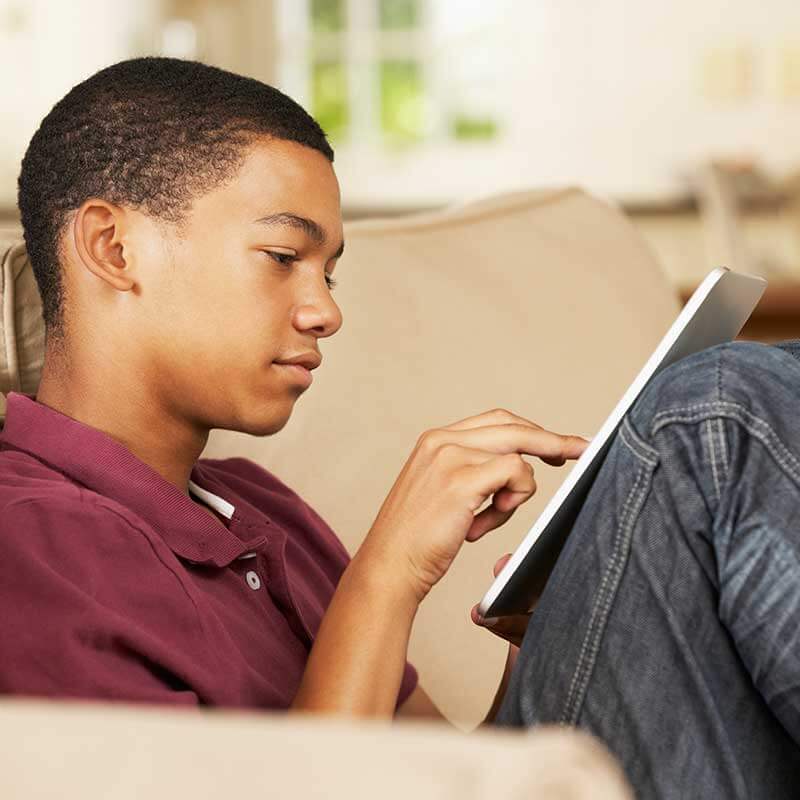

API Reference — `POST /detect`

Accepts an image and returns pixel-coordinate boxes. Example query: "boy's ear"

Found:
[72,199,135,292]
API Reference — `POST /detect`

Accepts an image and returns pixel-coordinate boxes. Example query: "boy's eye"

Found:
[263,251,338,292]
[265,251,295,265]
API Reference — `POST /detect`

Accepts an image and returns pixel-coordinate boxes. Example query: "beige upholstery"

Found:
[0,699,632,799]
[203,188,681,727]
[0,229,43,423]
[0,189,679,726]
[0,188,678,796]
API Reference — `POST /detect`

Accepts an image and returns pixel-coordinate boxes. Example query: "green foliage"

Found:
[311,0,346,32]
[380,60,425,145]
[379,0,419,29]
[450,115,499,141]
[312,61,349,141]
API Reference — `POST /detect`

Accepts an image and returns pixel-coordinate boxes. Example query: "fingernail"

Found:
[479,616,500,627]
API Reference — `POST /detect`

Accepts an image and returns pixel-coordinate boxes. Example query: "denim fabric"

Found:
[494,339,800,799]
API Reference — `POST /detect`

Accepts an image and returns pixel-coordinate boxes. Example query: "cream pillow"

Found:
[0,233,45,426]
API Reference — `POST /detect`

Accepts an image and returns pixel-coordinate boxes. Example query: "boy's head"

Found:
[18,57,344,437]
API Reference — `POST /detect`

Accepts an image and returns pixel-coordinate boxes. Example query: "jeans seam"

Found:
[716,357,729,478]
[651,401,800,487]
[706,418,721,502]
[717,417,729,481]
[619,417,659,466]
[559,456,655,725]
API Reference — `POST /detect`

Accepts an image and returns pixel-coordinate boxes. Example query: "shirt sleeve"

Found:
[0,496,201,705]
[396,660,419,711]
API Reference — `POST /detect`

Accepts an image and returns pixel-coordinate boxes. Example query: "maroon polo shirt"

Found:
[0,391,418,710]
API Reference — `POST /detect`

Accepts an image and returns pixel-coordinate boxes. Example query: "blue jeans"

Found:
[494,340,800,799]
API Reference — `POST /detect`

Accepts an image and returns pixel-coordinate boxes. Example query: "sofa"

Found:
[0,188,679,797]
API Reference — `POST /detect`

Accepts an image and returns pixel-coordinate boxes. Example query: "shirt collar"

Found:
[0,391,268,567]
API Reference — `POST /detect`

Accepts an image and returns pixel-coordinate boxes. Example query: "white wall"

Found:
[4,0,800,210]
[0,0,162,207]
[333,0,800,207]
[0,0,275,210]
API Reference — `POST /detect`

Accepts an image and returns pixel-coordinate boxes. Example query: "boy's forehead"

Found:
[230,137,341,220]
[240,137,338,189]
[188,136,342,242]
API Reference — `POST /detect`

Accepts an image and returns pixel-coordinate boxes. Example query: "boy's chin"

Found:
[236,405,294,437]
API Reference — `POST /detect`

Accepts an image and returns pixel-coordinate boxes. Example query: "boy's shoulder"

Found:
[0,448,163,559]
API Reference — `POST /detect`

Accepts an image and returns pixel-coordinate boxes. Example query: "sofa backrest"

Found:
[0,230,44,424]
[0,189,680,727]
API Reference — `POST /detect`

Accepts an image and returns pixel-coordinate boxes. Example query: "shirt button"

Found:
[245,570,262,591]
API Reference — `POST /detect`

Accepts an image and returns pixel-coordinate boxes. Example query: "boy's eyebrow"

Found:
[253,212,345,258]
[253,212,327,244]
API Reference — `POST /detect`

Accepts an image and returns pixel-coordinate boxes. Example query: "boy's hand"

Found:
[363,408,588,605]
[470,553,534,648]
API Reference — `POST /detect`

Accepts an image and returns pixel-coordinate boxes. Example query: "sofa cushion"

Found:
[0,230,44,426]
[0,698,633,799]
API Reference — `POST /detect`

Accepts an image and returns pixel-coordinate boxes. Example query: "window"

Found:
[276,0,502,150]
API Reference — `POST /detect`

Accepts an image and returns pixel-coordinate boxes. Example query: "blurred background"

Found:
[4,0,800,338]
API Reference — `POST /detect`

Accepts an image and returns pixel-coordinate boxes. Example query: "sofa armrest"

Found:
[0,698,631,799]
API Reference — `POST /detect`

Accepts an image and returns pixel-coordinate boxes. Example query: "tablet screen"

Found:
[478,267,767,618]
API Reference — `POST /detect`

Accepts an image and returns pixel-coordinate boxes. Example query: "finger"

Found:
[437,444,537,472]
[465,503,517,542]
[464,473,536,542]
[482,614,532,648]
[490,471,539,511]
[436,446,539,512]
[493,553,513,576]
[470,603,532,648]
[440,424,588,465]
[470,604,482,625]
[464,481,536,540]
[463,454,536,542]
[439,408,545,433]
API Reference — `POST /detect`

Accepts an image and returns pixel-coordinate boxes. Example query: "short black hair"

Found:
[17,56,334,341]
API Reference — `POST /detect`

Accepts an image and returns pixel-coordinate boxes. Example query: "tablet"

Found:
[477,267,767,618]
